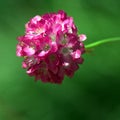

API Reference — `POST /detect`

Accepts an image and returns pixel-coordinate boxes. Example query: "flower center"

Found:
[44,44,50,51]
[49,54,56,62]
[61,47,69,55]
[51,34,56,41]
[60,34,68,45]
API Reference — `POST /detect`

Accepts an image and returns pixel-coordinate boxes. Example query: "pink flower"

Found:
[16,10,86,84]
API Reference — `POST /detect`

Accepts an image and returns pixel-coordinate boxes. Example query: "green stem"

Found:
[85,37,120,49]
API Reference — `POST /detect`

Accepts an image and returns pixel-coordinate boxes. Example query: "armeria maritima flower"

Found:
[16,10,87,83]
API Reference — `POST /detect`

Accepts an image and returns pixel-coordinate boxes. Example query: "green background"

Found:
[0,0,120,120]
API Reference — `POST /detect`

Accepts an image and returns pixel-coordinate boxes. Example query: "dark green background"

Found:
[0,0,120,120]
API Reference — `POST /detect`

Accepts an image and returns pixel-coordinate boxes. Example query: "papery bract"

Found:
[16,10,86,84]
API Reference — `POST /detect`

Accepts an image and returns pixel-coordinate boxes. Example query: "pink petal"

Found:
[71,50,81,59]
[23,46,35,56]
[16,45,22,56]
[38,51,47,57]
[79,34,87,41]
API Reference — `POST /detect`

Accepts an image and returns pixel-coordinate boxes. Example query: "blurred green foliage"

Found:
[0,0,120,120]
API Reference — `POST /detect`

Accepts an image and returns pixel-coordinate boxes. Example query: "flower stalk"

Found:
[85,37,120,49]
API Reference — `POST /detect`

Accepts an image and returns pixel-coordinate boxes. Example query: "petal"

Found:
[38,51,46,57]
[71,50,81,59]
[79,34,87,41]
[16,45,22,56]
[51,42,58,52]
[23,46,35,56]
[22,61,27,68]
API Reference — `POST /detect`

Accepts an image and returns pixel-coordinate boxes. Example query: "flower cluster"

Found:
[16,10,86,83]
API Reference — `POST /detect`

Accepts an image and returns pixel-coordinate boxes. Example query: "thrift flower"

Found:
[16,10,86,83]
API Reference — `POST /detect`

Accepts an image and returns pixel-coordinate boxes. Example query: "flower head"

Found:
[16,10,86,84]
